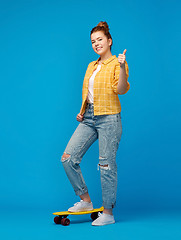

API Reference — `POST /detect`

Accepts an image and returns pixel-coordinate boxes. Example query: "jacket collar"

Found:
[93,55,116,66]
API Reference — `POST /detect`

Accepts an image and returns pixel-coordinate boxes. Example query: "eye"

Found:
[91,38,102,44]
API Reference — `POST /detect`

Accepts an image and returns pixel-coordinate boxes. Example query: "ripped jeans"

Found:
[61,103,122,209]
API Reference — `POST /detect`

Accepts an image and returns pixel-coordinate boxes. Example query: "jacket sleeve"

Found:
[112,60,130,94]
[82,62,91,99]
[79,63,91,115]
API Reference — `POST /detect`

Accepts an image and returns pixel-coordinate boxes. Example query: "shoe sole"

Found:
[92,221,115,226]
[68,208,94,212]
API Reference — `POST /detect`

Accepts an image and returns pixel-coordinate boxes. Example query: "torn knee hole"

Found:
[61,153,71,161]
[98,164,110,170]
[99,164,108,167]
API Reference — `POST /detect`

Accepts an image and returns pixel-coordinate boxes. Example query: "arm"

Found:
[111,60,130,95]
[117,49,130,95]
[117,63,129,95]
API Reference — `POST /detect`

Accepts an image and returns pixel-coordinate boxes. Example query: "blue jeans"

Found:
[61,103,122,209]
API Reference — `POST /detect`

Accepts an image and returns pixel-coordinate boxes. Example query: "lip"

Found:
[96,47,102,51]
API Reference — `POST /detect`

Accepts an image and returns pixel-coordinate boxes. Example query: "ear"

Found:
[108,38,112,46]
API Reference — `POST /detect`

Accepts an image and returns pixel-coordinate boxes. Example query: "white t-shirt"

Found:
[86,64,101,103]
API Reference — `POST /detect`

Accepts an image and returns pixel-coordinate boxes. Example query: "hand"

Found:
[118,49,127,67]
[76,113,84,122]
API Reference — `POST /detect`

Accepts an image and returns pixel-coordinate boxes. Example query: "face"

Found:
[91,31,112,55]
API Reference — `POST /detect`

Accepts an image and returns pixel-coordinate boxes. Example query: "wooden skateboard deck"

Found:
[53,206,104,226]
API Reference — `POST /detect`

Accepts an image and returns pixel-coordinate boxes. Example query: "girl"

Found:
[61,21,130,226]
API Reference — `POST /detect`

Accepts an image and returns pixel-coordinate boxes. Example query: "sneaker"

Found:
[92,213,115,226]
[68,200,93,212]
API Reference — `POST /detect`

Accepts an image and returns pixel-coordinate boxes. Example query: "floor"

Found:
[1,208,181,240]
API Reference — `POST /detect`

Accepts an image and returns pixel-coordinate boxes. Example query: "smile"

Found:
[96,47,102,51]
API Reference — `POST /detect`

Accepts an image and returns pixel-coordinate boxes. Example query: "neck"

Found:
[98,51,113,63]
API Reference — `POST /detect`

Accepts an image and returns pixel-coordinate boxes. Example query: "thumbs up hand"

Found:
[118,49,127,67]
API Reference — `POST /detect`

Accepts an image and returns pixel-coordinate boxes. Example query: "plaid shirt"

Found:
[79,55,130,115]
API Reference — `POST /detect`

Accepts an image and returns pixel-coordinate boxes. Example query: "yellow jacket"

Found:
[79,55,130,116]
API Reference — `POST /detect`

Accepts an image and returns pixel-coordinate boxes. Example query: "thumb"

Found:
[123,49,127,55]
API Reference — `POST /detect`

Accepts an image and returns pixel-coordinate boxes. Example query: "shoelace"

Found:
[73,200,83,206]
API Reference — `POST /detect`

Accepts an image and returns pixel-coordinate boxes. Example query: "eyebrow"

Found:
[91,37,102,42]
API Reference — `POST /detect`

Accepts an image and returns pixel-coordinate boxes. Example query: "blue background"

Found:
[0,0,181,239]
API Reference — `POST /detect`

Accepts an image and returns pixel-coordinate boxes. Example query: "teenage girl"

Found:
[61,21,130,226]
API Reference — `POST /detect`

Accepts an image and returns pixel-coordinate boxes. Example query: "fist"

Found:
[118,49,127,66]
[76,113,84,122]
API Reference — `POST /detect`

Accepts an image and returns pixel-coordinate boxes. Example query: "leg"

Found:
[97,113,122,214]
[80,192,91,203]
[61,122,98,197]
[62,153,91,202]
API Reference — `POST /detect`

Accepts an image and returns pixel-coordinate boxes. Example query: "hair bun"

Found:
[97,21,109,32]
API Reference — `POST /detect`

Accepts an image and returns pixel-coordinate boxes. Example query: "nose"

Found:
[94,40,99,46]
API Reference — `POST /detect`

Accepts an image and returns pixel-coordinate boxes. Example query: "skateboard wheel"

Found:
[61,217,70,226]
[91,212,98,221]
[54,216,62,224]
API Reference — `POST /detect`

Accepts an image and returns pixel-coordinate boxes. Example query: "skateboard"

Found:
[53,206,104,226]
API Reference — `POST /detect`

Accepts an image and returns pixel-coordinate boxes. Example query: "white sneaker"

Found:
[68,200,93,212]
[92,213,115,226]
